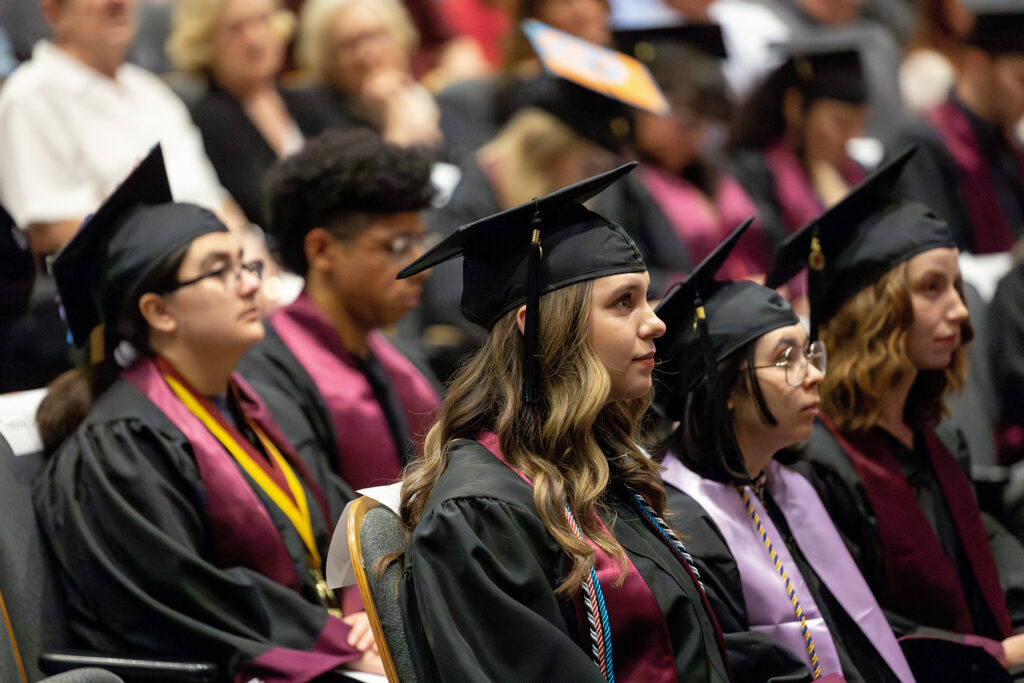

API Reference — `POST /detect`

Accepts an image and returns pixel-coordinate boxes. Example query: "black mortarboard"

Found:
[654,218,797,482]
[398,162,645,403]
[614,23,729,63]
[53,145,229,362]
[964,2,1024,54]
[765,146,955,338]
[774,34,868,104]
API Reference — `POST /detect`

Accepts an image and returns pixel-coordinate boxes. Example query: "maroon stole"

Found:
[123,358,360,683]
[820,415,1012,638]
[640,165,770,278]
[476,431,720,682]
[926,100,1024,254]
[271,292,440,489]
[764,142,866,234]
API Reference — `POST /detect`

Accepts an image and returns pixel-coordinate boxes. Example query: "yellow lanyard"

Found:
[163,374,322,569]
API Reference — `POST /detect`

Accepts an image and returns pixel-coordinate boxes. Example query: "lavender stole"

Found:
[663,454,914,682]
[477,432,679,682]
[927,100,1024,254]
[271,292,440,489]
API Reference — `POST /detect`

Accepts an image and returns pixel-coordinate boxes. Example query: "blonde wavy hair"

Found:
[168,0,295,75]
[820,262,972,432]
[400,280,667,595]
[296,0,417,84]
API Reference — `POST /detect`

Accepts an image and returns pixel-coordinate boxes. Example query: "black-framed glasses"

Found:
[165,259,264,293]
[748,340,827,387]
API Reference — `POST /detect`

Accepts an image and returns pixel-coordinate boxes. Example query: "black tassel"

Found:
[523,214,543,405]
[694,294,751,483]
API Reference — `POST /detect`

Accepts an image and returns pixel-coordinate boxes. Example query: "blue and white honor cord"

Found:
[562,502,615,682]
[625,485,706,593]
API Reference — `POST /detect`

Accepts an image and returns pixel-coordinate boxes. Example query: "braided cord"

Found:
[740,488,822,679]
[626,487,706,593]
[563,502,615,682]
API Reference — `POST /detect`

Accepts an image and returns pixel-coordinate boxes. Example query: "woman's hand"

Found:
[343,611,378,653]
[1002,632,1024,668]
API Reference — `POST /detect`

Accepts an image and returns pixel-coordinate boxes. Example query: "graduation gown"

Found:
[239,292,440,497]
[798,418,1024,678]
[33,359,362,682]
[662,454,911,683]
[894,95,1024,254]
[400,439,732,682]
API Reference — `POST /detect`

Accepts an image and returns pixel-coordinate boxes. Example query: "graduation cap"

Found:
[53,145,229,363]
[964,2,1024,55]
[654,219,797,482]
[397,162,645,404]
[773,33,868,104]
[614,23,729,64]
[765,145,955,338]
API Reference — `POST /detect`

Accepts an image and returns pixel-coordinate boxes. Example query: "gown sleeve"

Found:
[33,411,360,682]
[400,495,606,682]
[665,487,817,683]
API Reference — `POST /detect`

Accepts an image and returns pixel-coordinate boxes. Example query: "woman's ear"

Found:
[782,87,804,129]
[516,304,527,335]
[139,293,176,335]
[304,227,336,272]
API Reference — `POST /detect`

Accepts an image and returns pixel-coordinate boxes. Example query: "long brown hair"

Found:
[819,262,971,432]
[400,280,666,594]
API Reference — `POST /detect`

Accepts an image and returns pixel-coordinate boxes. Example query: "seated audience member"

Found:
[397,162,731,681]
[895,6,1024,254]
[627,27,771,278]
[728,35,869,250]
[0,0,243,258]
[767,147,1024,679]
[989,253,1024,466]
[169,0,330,225]
[33,147,381,681]
[898,0,972,113]
[239,129,440,502]
[295,0,442,147]
[653,221,914,682]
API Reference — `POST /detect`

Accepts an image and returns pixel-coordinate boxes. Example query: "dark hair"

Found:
[728,61,796,152]
[264,127,436,274]
[37,245,190,453]
[672,340,777,481]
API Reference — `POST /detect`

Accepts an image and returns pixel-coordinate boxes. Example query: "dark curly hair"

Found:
[264,127,436,274]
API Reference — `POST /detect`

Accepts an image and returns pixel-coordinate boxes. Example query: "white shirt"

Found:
[0,41,227,230]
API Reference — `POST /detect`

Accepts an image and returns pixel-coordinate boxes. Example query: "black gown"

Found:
[665,484,900,683]
[400,439,732,682]
[33,377,358,680]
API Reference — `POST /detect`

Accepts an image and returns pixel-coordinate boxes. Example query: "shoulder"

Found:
[664,484,732,559]
[424,440,536,511]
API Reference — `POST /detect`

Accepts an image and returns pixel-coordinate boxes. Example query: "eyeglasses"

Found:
[165,259,264,293]
[375,232,442,261]
[748,340,827,387]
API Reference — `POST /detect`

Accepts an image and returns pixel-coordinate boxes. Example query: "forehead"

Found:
[590,270,650,294]
[906,246,960,278]
[332,2,390,38]
[755,322,808,353]
[362,210,425,234]
[219,0,275,22]
[181,231,240,265]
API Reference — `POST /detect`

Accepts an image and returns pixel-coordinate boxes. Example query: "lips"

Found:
[633,351,656,367]
[934,334,958,346]
[802,401,820,415]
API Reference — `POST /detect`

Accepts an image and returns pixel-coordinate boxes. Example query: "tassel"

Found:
[694,295,750,483]
[807,228,825,340]
[522,208,543,405]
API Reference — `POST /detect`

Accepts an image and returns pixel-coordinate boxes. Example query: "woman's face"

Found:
[534,0,610,47]
[162,232,265,354]
[328,1,408,95]
[800,98,868,167]
[587,271,666,401]
[731,323,824,458]
[905,247,969,371]
[634,105,721,173]
[212,0,284,90]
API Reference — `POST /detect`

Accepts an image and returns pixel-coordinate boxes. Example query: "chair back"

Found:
[0,389,70,682]
[347,496,415,683]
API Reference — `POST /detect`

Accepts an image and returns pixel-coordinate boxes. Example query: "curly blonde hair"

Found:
[819,262,972,432]
[168,0,295,76]
[400,280,666,594]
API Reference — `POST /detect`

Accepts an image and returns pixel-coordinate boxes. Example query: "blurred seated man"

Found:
[895,6,1024,255]
[0,0,245,258]
[240,128,440,508]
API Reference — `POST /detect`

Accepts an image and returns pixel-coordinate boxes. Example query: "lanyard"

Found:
[162,373,340,613]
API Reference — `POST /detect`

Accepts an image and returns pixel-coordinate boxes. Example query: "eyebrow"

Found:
[198,249,241,272]
[608,281,646,301]
[771,335,804,352]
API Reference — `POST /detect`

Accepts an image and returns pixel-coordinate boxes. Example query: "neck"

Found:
[306,273,371,358]
[155,345,240,397]
[56,40,124,79]
[733,429,780,479]
[956,77,1001,127]
[215,71,270,101]
[877,368,917,448]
